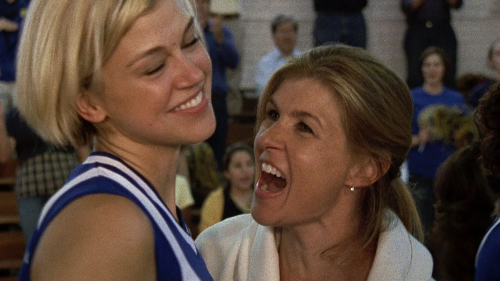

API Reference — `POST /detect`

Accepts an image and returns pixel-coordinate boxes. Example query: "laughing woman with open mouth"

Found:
[195,45,434,281]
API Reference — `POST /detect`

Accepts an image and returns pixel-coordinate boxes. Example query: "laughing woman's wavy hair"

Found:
[256,45,423,246]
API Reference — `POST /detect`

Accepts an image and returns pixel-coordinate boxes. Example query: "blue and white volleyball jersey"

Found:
[18,151,213,280]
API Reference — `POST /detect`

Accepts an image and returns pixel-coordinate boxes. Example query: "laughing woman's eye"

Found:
[267,109,279,121]
[297,122,313,134]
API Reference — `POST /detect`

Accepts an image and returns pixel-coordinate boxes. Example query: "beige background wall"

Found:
[225,0,500,92]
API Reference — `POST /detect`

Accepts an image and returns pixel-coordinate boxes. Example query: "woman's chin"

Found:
[191,114,216,143]
[251,203,280,227]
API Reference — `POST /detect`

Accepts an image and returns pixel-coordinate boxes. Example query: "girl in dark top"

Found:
[199,142,255,233]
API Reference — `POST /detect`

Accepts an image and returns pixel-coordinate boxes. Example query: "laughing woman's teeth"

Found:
[262,163,271,173]
[262,163,285,179]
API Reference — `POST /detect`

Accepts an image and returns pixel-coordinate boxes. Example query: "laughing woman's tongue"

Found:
[259,172,287,192]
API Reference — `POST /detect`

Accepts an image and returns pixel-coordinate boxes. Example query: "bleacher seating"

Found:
[0,160,24,280]
[227,94,258,147]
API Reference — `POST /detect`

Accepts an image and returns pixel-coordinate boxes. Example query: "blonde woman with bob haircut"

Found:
[17,0,215,280]
[196,45,434,281]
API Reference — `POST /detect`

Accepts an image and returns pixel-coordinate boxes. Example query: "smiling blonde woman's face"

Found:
[94,0,215,147]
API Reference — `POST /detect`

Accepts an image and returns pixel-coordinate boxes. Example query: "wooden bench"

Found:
[0,190,24,280]
[0,160,17,191]
[227,122,255,147]
[0,192,19,227]
[227,95,258,147]
[0,231,25,271]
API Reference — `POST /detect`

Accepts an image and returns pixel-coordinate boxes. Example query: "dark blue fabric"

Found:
[401,0,462,25]
[19,152,213,280]
[407,86,465,179]
[475,219,500,281]
[313,12,366,48]
[5,107,74,162]
[5,107,48,160]
[0,0,30,81]
[468,80,495,108]
[313,0,367,13]
[203,23,239,96]
[206,96,228,171]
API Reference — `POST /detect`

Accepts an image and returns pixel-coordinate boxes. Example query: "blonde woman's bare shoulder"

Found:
[31,193,156,281]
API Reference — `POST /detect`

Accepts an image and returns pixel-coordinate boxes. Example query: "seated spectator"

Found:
[199,142,254,233]
[468,38,500,108]
[254,14,300,97]
[428,143,494,281]
[475,82,500,281]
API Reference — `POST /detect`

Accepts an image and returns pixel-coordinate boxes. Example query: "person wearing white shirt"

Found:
[254,14,300,97]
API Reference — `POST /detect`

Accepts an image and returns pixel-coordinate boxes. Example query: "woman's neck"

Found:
[423,82,444,95]
[95,136,180,220]
[278,218,375,281]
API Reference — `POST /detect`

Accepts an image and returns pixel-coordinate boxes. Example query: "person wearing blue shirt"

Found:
[254,14,301,97]
[468,38,500,108]
[0,0,30,109]
[196,0,239,171]
[408,46,465,237]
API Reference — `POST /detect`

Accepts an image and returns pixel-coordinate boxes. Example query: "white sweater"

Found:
[195,210,434,281]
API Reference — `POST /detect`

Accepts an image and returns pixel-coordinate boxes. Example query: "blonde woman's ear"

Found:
[76,92,107,124]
